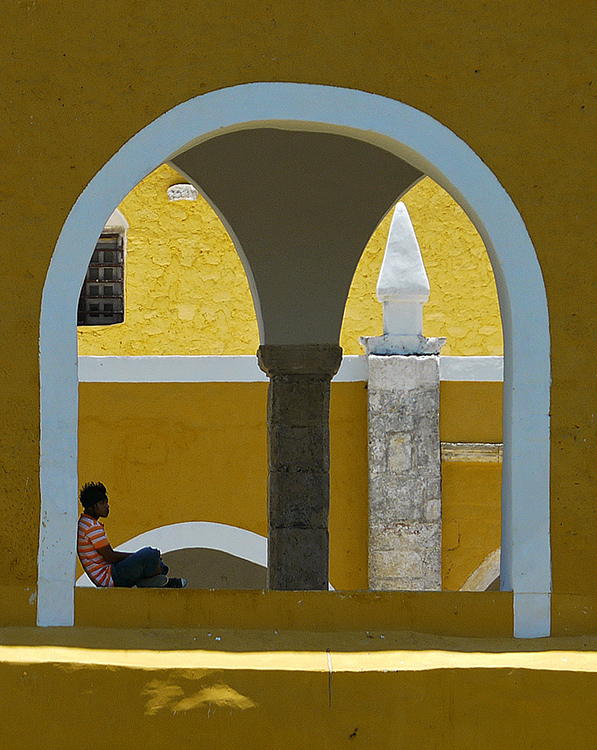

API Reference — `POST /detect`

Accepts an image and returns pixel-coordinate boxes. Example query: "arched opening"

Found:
[39,83,550,636]
[341,181,504,593]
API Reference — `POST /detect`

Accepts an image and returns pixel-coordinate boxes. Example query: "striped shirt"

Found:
[77,513,114,587]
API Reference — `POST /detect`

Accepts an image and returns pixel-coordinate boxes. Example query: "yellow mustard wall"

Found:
[15,620,597,750]
[78,165,260,356]
[77,381,369,590]
[440,381,503,591]
[77,379,499,593]
[2,0,596,625]
[78,167,502,357]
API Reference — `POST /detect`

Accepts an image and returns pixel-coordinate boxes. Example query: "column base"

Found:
[268,528,329,590]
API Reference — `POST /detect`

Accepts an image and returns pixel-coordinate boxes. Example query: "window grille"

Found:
[77,232,125,326]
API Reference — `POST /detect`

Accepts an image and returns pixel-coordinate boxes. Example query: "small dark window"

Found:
[78,233,125,326]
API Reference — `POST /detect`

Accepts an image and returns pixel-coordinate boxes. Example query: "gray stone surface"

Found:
[268,528,329,590]
[258,344,342,591]
[367,354,442,590]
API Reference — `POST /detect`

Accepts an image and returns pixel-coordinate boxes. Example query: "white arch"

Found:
[75,521,337,590]
[76,522,268,587]
[103,208,129,233]
[39,83,550,636]
[460,549,502,592]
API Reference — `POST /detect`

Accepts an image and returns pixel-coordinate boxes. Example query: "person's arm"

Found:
[96,544,131,564]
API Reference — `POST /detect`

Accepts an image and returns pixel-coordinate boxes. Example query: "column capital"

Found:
[258,344,342,379]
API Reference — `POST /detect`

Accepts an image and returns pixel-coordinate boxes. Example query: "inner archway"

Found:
[39,83,550,637]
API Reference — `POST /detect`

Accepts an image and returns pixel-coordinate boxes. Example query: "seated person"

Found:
[77,482,186,588]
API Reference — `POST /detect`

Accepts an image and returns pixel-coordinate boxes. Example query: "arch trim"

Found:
[39,83,550,636]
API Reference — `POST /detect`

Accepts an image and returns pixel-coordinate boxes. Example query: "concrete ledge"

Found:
[552,594,597,636]
[73,589,513,637]
[0,586,37,627]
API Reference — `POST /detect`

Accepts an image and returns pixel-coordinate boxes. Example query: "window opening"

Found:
[77,232,125,326]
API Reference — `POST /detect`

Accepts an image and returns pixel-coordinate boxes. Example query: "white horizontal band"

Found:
[78,355,503,383]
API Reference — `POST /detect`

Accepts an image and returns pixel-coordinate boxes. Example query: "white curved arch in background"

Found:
[460,549,502,592]
[76,522,267,587]
[39,83,550,636]
[76,522,338,590]
[104,207,129,232]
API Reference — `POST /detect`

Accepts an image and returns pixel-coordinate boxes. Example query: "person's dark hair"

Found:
[79,482,108,511]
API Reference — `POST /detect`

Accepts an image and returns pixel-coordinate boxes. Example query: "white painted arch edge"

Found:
[39,82,550,636]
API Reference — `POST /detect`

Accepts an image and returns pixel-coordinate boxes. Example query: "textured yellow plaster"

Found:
[77,165,260,356]
[78,170,502,357]
[1,0,596,619]
[441,462,502,591]
[77,381,369,591]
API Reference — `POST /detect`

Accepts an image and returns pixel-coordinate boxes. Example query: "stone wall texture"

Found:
[368,355,442,590]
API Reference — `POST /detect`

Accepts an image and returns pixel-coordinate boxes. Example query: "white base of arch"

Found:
[39,83,550,636]
[76,522,336,590]
[76,522,268,587]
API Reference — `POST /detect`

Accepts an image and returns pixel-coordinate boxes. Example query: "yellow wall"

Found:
[74,588,512,634]
[440,381,503,590]
[78,381,370,591]
[78,165,260,356]
[77,379,500,593]
[2,0,597,628]
[78,166,502,357]
[8,617,597,750]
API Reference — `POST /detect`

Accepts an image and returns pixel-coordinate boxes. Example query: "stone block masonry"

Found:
[368,354,442,590]
[258,344,342,590]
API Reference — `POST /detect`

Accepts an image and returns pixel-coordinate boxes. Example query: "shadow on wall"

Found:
[162,548,267,589]
[75,521,339,590]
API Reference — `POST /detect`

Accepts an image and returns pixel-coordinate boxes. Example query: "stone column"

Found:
[361,202,445,590]
[365,353,443,590]
[257,344,342,590]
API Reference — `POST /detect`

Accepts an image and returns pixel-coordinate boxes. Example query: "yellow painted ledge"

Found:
[0,586,37,626]
[1,627,597,750]
[2,627,597,669]
[552,593,597,636]
[73,589,513,637]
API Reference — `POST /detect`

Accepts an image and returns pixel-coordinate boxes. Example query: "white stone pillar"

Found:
[361,202,445,590]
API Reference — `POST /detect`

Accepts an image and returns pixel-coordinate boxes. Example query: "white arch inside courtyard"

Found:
[76,522,268,587]
[39,82,551,636]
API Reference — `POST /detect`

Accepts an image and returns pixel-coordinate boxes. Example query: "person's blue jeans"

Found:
[111,547,168,587]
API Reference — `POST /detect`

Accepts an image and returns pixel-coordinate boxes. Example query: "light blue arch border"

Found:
[39,83,550,636]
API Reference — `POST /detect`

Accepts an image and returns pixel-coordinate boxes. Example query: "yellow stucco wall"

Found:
[77,166,502,357]
[76,379,500,593]
[4,4,597,747]
[77,381,370,591]
[440,381,503,591]
[2,1,597,633]
[77,165,260,356]
[7,622,597,750]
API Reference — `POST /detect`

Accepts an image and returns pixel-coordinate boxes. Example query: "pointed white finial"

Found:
[360,202,445,355]
[377,202,429,336]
